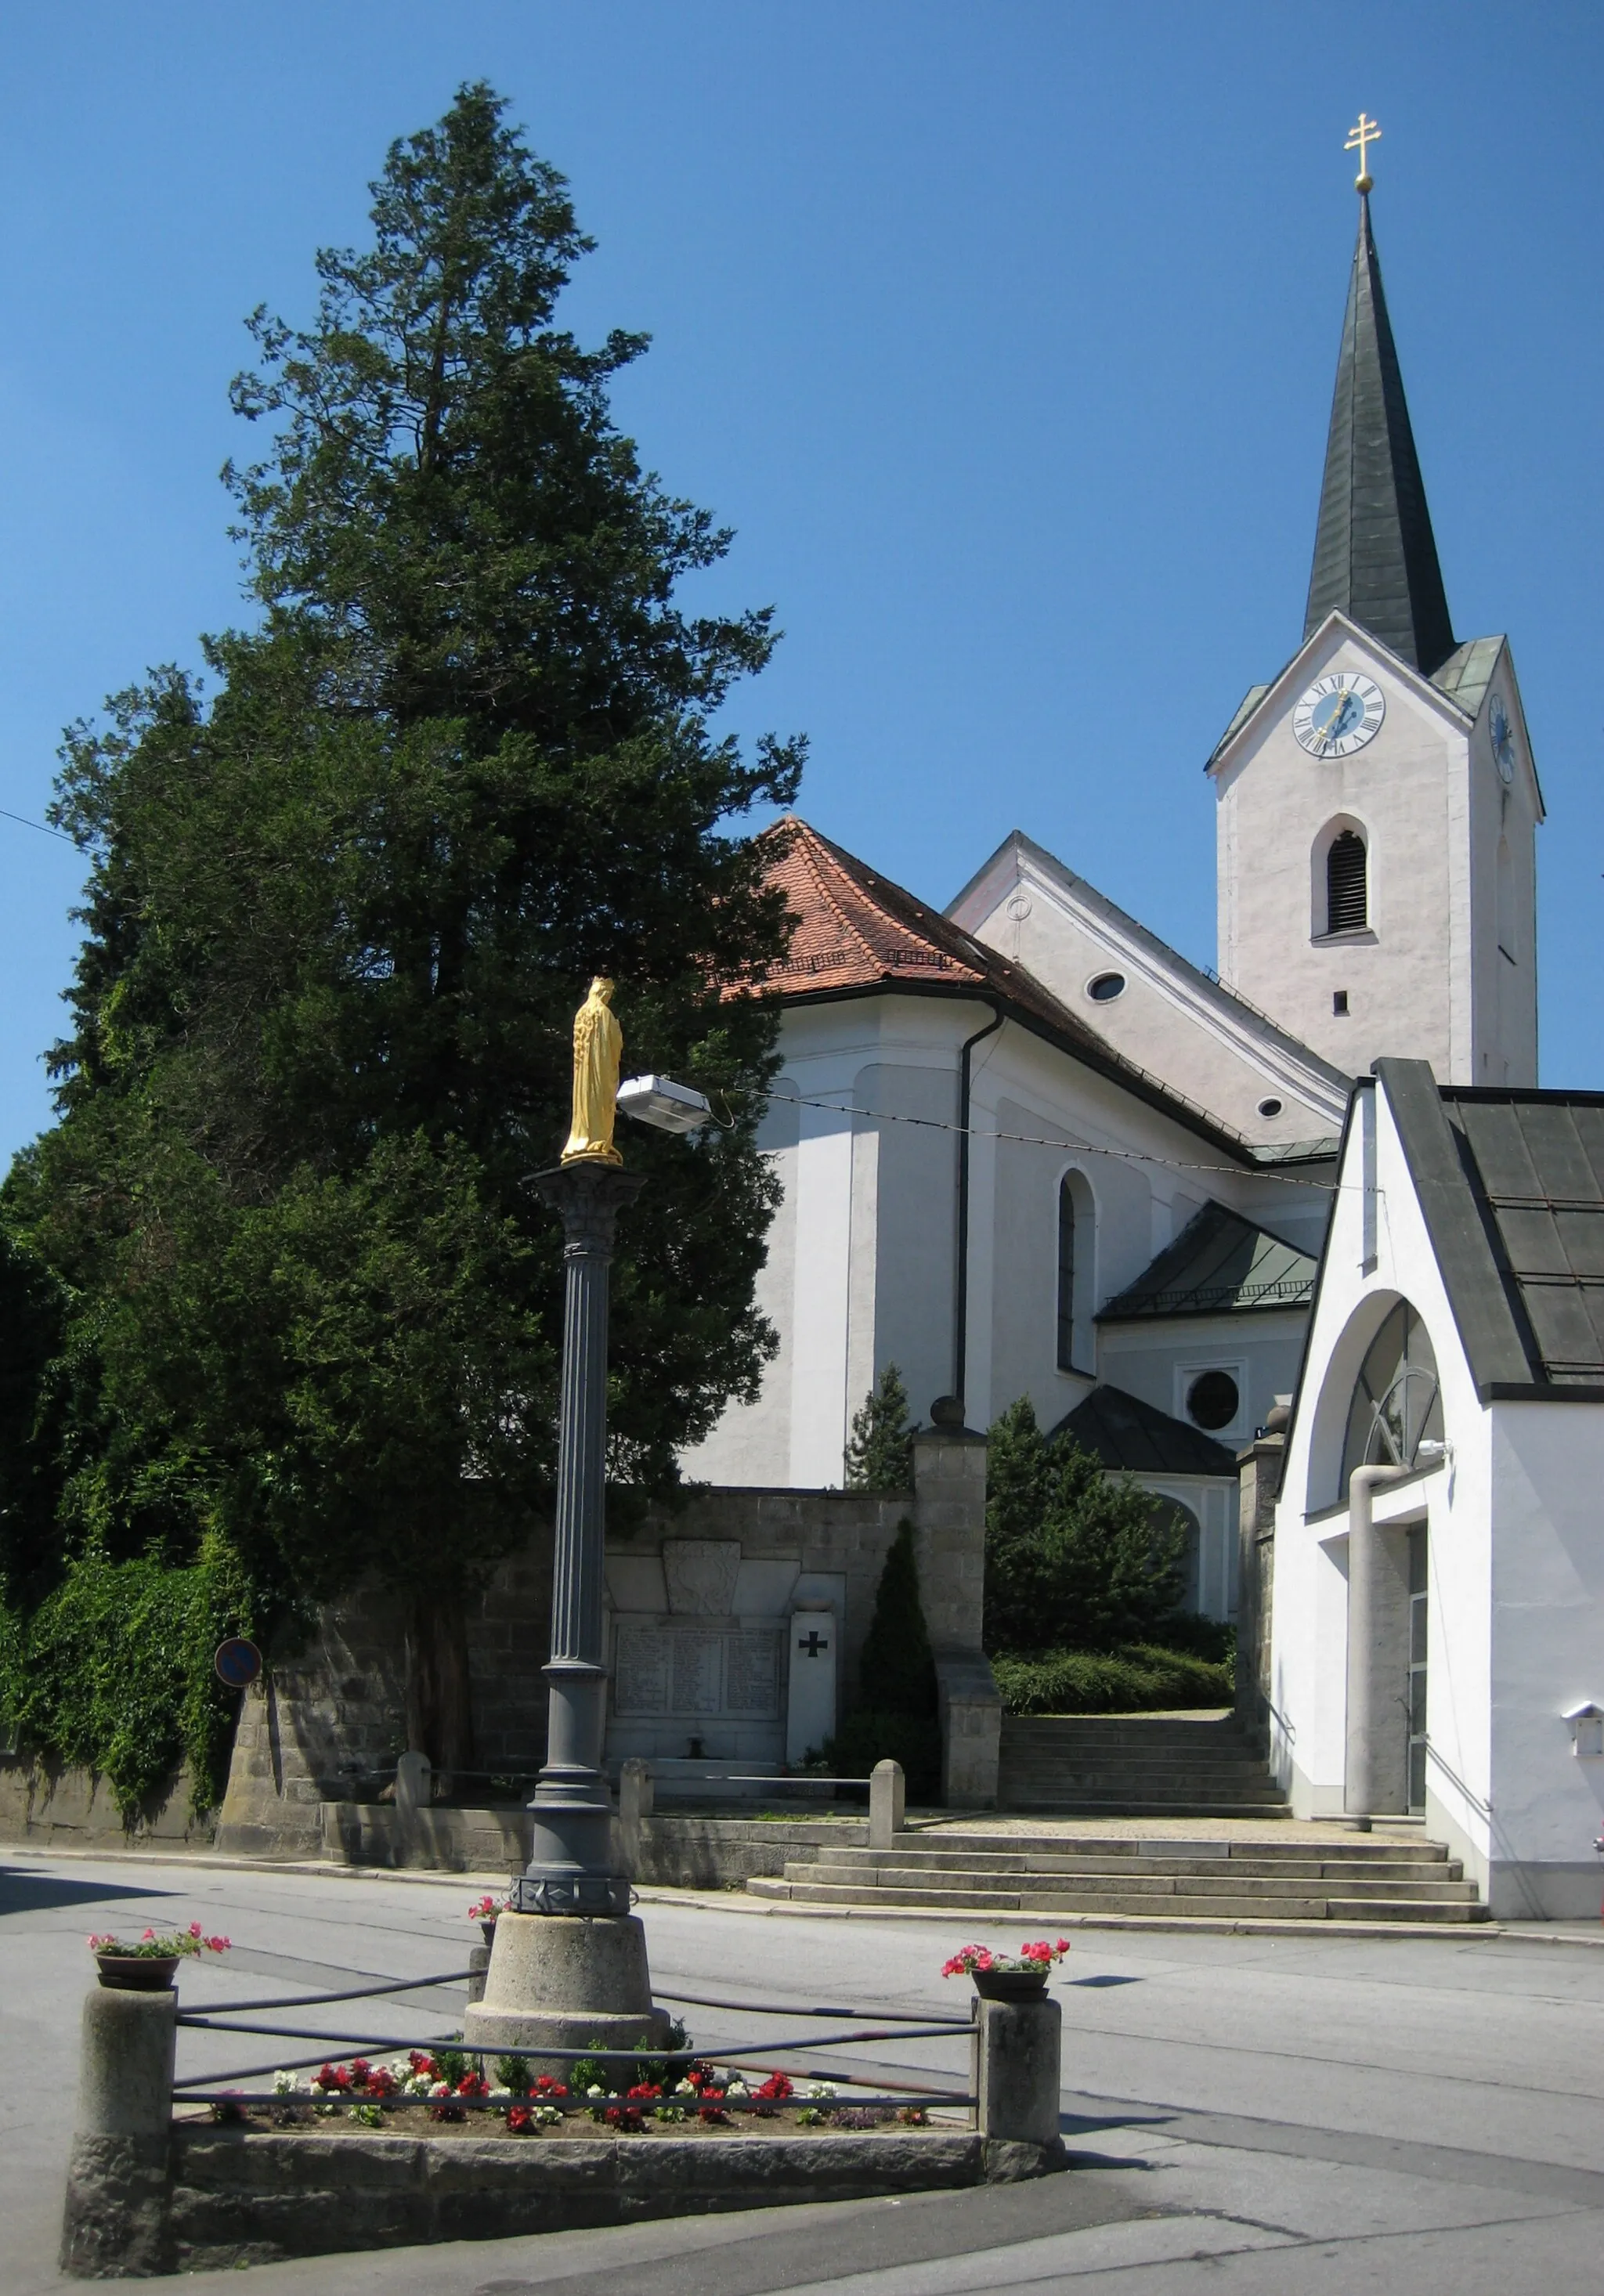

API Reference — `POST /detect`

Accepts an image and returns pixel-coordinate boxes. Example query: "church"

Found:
[680,150,1604,1915]
[692,156,1540,1622]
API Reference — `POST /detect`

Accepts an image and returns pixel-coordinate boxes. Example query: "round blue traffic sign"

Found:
[214,1637,262,1690]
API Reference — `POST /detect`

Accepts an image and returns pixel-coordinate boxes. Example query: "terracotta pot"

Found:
[95,1953,179,1992]
[970,1965,1049,2003]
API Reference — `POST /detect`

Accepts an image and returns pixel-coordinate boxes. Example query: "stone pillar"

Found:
[972,1994,1063,2150]
[913,1423,1000,1807]
[868,1758,905,1847]
[1235,1408,1287,1749]
[1345,1464,1414,1820]
[60,1987,177,2276]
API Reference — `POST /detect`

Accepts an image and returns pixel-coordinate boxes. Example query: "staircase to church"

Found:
[743,1831,1489,1924]
[742,1711,1489,1924]
[997,1712,1289,1818]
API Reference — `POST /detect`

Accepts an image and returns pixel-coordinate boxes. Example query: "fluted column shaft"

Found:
[515,1163,644,1916]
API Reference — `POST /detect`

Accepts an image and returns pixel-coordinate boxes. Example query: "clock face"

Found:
[1293,673,1386,759]
[1490,695,1516,784]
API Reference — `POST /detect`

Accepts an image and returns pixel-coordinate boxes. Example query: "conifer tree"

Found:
[2,85,803,1768]
[844,1363,916,1492]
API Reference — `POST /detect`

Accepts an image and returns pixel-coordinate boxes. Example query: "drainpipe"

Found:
[1344,1461,1413,1825]
[952,1004,1004,1414]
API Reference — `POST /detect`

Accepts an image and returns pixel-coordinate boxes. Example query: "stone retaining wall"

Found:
[0,1756,215,1853]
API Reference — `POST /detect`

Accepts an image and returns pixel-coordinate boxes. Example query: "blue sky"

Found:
[0,3,1599,1160]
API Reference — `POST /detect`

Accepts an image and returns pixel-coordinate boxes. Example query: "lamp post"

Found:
[462,1010,710,2067]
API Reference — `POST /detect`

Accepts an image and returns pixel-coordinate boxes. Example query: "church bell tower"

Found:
[1206,119,1542,1088]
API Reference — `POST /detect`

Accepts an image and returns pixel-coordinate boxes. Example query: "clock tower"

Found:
[1205,135,1541,1088]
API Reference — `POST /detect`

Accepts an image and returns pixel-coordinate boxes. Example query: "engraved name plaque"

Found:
[613,1626,673,1715]
[671,1630,723,1715]
[724,1630,781,1717]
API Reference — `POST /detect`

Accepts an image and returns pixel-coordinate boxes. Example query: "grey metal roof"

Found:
[1378,1060,1604,1395]
[1430,635,1505,722]
[1051,1384,1237,1478]
[1096,1201,1319,1323]
[1304,196,1456,676]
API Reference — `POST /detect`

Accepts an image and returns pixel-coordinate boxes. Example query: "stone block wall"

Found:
[216,1430,998,1857]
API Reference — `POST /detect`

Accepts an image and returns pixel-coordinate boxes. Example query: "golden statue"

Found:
[562,977,624,1165]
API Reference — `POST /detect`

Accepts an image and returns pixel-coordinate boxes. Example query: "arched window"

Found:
[1339,1300,1443,1491]
[1057,1171,1094,1373]
[1326,830,1367,934]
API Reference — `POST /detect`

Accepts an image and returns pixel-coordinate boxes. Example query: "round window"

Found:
[1186,1370,1240,1431]
[1257,1096,1284,1118]
[1087,972,1126,1003]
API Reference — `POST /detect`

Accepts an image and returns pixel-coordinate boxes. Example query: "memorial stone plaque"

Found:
[672,1629,723,1714]
[614,1626,673,1716]
[725,1629,781,1717]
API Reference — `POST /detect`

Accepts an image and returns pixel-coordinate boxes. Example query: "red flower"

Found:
[317,2063,351,2092]
[697,2100,729,2125]
[408,2052,437,2078]
[626,2082,662,2101]
[604,2104,645,2133]
[456,2072,489,2098]
[753,2073,793,2101]
[507,2105,533,2134]
[364,2067,398,2098]
[532,2075,568,2098]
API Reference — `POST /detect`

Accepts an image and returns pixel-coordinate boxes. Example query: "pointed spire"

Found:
[1303,193,1455,676]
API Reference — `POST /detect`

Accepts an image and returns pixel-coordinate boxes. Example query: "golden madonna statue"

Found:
[562,977,624,1165]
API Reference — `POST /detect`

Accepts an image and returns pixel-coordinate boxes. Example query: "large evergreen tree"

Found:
[3,85,802,1768]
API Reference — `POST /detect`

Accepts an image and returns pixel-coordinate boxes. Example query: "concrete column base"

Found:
[461,1912,671,2071]
[972,1995,1063,2150]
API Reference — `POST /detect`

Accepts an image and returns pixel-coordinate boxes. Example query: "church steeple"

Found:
[1303,190,1456,677]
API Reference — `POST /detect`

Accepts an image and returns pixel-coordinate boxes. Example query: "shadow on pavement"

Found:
[0,1865,177,1918]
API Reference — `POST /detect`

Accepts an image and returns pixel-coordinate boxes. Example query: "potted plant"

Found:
[941,1938,1071,2002]
[467,1893,511,1948]
[88,1922,231,1991]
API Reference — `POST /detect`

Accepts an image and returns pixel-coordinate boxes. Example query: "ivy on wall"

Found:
[0,1535,254,1821]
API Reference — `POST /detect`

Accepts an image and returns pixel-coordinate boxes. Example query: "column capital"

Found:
[529,1163,646,1254]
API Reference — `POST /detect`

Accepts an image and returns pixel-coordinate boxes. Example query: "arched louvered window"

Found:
[1056,1178,1075,1371]
[1326,830,1367,934]
[1057,1170,1094,1373]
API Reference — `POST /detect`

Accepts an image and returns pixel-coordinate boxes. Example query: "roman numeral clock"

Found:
[1292,672,1385,760]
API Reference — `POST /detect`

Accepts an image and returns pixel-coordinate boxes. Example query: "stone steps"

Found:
[789,1861,1479,1903]
[744,1874,1489,1922]
[997,1712,1290,1819]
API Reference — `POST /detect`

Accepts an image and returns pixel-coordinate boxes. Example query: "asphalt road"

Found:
[8,1850,1604,2292]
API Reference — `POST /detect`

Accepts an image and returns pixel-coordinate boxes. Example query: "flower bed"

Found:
[195,2053,942,2137]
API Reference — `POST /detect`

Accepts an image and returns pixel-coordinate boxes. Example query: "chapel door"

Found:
[1407,1524,1428,1816]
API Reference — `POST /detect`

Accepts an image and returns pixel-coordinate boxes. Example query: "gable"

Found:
[948,829,1348,1146]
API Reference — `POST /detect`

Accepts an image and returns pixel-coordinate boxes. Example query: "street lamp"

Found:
[463,1018,711,2069]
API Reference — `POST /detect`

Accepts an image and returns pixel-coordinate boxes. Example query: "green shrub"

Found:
[992,1642,1234,1717]
[0,1536,253,1820]
[1157,1612,1236,1666]
[984,1398,1187,1654]
[844,1365,916,1492]
[825,1517,941,1800]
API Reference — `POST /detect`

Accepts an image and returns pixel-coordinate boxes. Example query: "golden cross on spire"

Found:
[1345,111,1382,194]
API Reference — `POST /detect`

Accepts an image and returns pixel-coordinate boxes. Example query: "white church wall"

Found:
[1214,619,1474,1080]
[1097,1311,1307,1457]
[950,840,1347,1148]
[1483,1401,1604,1917]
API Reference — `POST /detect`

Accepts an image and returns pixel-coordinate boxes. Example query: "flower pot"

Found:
[970,1965,1049,2003]
[95,1953,179,1992]
[479,1922,498,1949]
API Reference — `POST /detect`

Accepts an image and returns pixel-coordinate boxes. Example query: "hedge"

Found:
[992,1641,1234,1717]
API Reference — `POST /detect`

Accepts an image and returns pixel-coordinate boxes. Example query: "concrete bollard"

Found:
[617,1758,654,1879]
[972,1994,1063,2151]
[60,1986,178,2276]
[395,1749,432,1864]
[467,1941,491,2006]
[868,1758,905,1849]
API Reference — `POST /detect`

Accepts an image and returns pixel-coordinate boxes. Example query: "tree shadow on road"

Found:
[0,1865,178,1918]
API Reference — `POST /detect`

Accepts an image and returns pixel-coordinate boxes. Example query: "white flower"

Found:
[429,2081,450,2098]
[272,2070,297,2097]
[489,2087,511,2102]
[673,2078,697,2096]
[725,2080,750,2099]
[313,2100,338,2118]
[804,2081,837,2099]
[534,2104,562,2125]
[586,2084,605,2098]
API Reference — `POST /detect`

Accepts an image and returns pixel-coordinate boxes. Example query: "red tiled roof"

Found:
[732,817,1259,1164]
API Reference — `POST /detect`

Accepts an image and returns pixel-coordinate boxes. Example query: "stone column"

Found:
[60,1987,177,2276]
[972,1994,1063,2153]
[1345,1463,1415,1821]
[1234,1407,1287,1749]
[913,1421,1001,1807]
